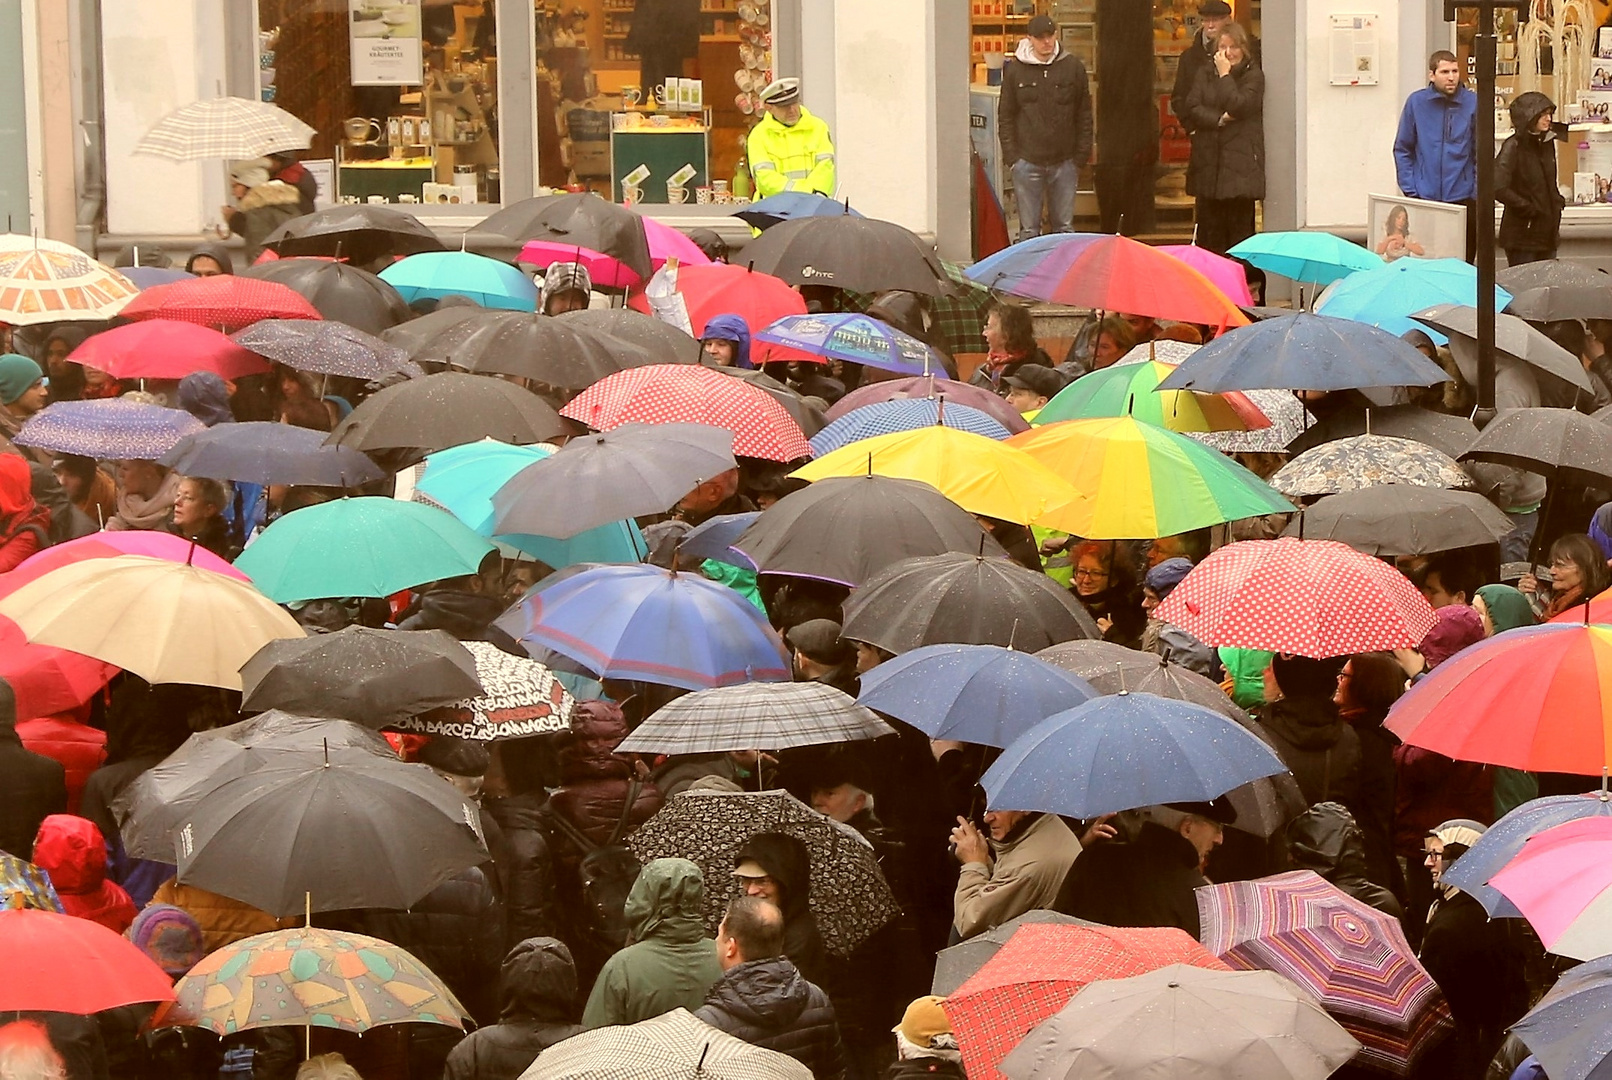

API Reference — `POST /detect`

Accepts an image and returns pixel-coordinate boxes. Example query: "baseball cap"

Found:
[1002,365,1062,399]
[732,859,770,879]
[893,996,952,1046]
[1027,14,1056,36]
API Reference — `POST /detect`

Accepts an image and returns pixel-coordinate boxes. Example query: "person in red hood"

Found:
[0,453,49,573]
[32,813,137,933]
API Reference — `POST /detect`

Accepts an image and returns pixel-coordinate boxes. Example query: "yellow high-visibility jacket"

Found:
[746,107,836,198]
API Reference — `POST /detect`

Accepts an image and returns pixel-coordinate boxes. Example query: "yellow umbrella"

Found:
[0,555,304,690]
[791,425,1081,525]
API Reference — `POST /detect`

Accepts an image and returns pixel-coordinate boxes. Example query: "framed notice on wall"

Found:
[349,0,424,86]
[1329,14,1380,86]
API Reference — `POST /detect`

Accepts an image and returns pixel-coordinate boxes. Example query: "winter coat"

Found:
[15,718,105,815]
[1336,707,1400,893]
[747,108,837,199]
[0,453,49,573]
[732,833,835,990]
[954,812,1082,940]
[228,179,302,263]
[1260,696,1362,812]
[442,937,583,1080]
[1392,746,1492,856]
[150,879,282,953]
[1393,85,1479,202]
[582,858,722,1028]
[0,683,67,861]
[702,314,753,371]
[399,589,524,654]
[1182,60,1266,201]
[31,815,135,932]
[1421,888,1530,1043]
[357,867,506,1027]
[1496,93,1566,253]
[548,702,664,847]
[1055,820,1207,937]
[483,793,562,949]
[1280,802,1402,918]
[998,41,1093,168]
[695,957,847,1080]
[886,1059,966,1080]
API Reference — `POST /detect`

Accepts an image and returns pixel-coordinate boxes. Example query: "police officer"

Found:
[747,78,836,198]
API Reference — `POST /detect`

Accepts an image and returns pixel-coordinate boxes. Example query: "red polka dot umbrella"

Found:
[560,364,812,462]
[119,275,322,332]
[1153,537,1438,658]
[66,319,270,381]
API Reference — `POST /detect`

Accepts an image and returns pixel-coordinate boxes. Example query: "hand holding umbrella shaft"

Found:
[952,817,991,865]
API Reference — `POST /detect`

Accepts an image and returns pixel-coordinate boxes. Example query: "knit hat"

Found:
[893,995,952,1046]
[1418,605,1485,670]
[229,158,273,189]
[543,261,592,299]
[0,354,43,405]
[785,619,852,666]
[127,904,205,977]
[1144,557,1195,600]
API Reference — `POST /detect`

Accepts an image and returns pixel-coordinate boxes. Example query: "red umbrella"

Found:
[825,374,1032,434]
[945,922,1230,1080]
[560,364,813,461]
[627,263,806,337]
[1153,537,1438,658]
[66,319,270,381]
[120,275,322,332]
[0,618,117,719]
[0,907,177,1013]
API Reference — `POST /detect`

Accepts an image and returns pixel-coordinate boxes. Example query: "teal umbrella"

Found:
[378,251,538,311]
[1229,231,1384,286]
[1315,257,1512,340]
[235,497,496,603]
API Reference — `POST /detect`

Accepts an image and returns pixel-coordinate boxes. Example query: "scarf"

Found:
[1544,583,1588,621]
[110,469,180,531]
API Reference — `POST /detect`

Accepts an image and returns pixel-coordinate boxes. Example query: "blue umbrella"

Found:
[678,511,760,569]
[856,643,1097,747]
[1511,952,1612,1080]
[1315,257,1512,340]
[122,267,195,290]
[1155,312,1450,393]
[809,399,1012,456]
[1444,792,1612,917]
[981,691,1288,818]
[15,399,205,460]
[160,421,385,486]
[1228,232,1384,286]
[495,563,791,690]
[755,313,945,376]
[735,192,863,231]
[379,251,539,311]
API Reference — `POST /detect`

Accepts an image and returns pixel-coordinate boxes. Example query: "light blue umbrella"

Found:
[379,251,538,311]
[1511,953,1612,1080]
[1155,313,1451,393]
[809,399,1012,456]
[15,399,205,461]
[1229,232,1384,286]
[755,313,944,376]
[678,511,760,569]
[1444,792,1612,917]
[735,192,864,230]
[1315,257,1512,340]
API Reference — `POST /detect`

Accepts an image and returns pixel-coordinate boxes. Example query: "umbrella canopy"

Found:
[735,191,863,230]
[1444,793,1612,918]
[1489,817,1612,960]
[0,908,176,1014]
[1511,952,1612,1080]
[0,852,62,913]
[525,1007,812,1080]
[63,319,266,381]
[389,640,574,741]
[120,274,321,331]
[239,627,484,726]
[424,311,656,388]
[1155,538,1438,658]
[518,217,712,286]
[0,619,119,720]
[627,262,808,338]
[1156,313,1450,393]
[933,912,1097,996]
[1500,258,1612,321]
[1461,407,1612,485]
[1036,360,1270,433]
[1283,485,1512,556]
[841,552,1100,654]
[1315,257,1512,338]
[164,927,468,1035]
[617,682,892,755]
[825,374,1031,433]
[1006,417,1294,540]
[679,511,760,568]
[133,96,313,159]
[1228,231,1385,285]
[328,371,568,453]
[235,497,495,604]
[1285,404,1479,459]
[0,235,138,325]
[1198,871,1453,1076]
[380,251,539,311]
[497,563,790,690]
[160,421,385,486]
[1271,434,1472,497]
[120,266,195,290]
[242,259,411,334]
[557,306,703,365]
[741,215,950,295]
[809,399,1011,456]
[1413,302,1594,395]
[263,204,446,261]
[1002,964,1361,1080]
[2,531,249,592]
[379,303,483,355]
[626,789,900,955]
[755,313,946,376]
[15,399,206,460]
[0,555,303,690]
[1157,244,1257,305]
[471,192,653,281]
[712,366,830,436]
[232,318,420,380]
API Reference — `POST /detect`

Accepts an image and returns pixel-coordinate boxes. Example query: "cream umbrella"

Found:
[134,96,314,161]
[0,235,138,325]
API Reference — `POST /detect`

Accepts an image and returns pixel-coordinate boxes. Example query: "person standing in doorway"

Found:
[1495,92,1566,267]
[1181,20,1265,255]
[1171,1,1234,126]
[998,14,1093,241]
[1393,51,1479,261]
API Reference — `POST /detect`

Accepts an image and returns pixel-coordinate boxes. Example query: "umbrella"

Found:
[470,192,652,281]
[121,266,195,290]
[855,642,1097,747]
[234,497,495,604]
[626,789,900,955]
[679,511,760,568]
[163,927,468,1034]
[239,627,484,726]
[1158,244,1257,306]
[1315,257,1512,338]
[263,204,446,261]
[0,908,176,1013]
[560,364,812,462]
[1490,818,1612,960]
[526,1007,812,1080]
[380,251,539,311]
[492,423,737,540]
[388,640,574,741]
[809,399,1011,456]
[1155,313,1450,393]
[232,319,421,381]
[932,912,1097,996]
[1511,952,1612,1080]
[754,313,947,376]
[1447,793,1612,920]
[1282,485,1512,555]
[119,274,321,331]
[946,922,1232,1080]
[160,421,385,486]
[1189,388,1308,456]
[0,852,63,913]
[1500,259,1612,321]
[1035,360,1270,433]
[64,319,268,381]
[1285,404,1479,459]
[1198,871,1453,1076]
[242,259,411,334]
[1228,231,1385,286]
[1413,302,1594,395]
[380,303,484,357]
[965,233,1250,330]
[557,307,703,365]
[518,218,712,287]
[740,215,950,295]
[0,619,118,722]
[2,532,249,594]
[1001,965,1361,1080]
[1155,538,1438,658]
[0,235,137,326]
[497,563,791,690]
[328,372,568,454]
[626,262,807,337]
[1270,434,1472,497]
[736,191,863,230]
[840,552,1100,654]
[981,691,1287,818]
[825,374,1031,434]
[1461,407,1612,485]
[0,555,302,689]
[389,308,655,389]
[718,366,829,436]
[133,96,313,159]
[14,399,206,461]
[617,682,892,755]
[1006,418,1294,540]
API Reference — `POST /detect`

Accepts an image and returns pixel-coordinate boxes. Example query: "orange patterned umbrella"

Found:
[0,235,138,325]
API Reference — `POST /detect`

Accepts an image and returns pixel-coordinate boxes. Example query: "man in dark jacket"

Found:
[1279,802,1402,918]
[442,937,583,1080]
[998,14,1092,241]
[1055,804,1222,937]
[1171,1,1233,129]
[400,555,525,655]
[582,858,722,1028]
[1496,92,1566,267]
[785,619,859,697]
[732,833,831,990]
[695,896,846,1080]
[0,679,67,861]
[1259,653,1361,814]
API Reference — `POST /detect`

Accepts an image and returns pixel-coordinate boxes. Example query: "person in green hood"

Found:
[581,858,722,1029]
[1473,583,1535,637]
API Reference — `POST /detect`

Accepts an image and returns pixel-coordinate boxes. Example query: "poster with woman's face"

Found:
[1367,194,1468,262]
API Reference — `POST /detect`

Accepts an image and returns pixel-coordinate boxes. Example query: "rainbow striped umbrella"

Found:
[1034,360,1272,433]
[1197,870,1455,1077]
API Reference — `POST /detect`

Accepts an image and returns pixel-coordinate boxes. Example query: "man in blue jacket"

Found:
[1393,51,1478,261]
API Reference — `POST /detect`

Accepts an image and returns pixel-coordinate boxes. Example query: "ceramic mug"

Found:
[695,186,712,204]
[366,194,386,204]
[667,184,688,204]
[622,185,643,206]
[622,85,642,106]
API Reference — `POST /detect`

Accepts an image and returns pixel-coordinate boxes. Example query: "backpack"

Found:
[546,781,645,953]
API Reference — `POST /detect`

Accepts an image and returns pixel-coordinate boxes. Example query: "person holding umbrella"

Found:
[541,263,593,316]
[0,353,51,466]
[222,158,302,263]
[732,833,830,988]
[1054,802,1226,936]
[582,858,722,1029]
[950,806,1085,941]
[0,454,50,573]
[168,476,239,561]
[700,315,753,370]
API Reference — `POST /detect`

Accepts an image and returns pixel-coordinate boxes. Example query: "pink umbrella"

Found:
[1490,816,1612,960]
[519,220,712,290]
[1158,245,1256,307]
[2,533,250,598]
[67,320,270,382]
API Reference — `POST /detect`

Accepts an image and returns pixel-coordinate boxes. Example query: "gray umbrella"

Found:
[1282,485,1514,556]
[933,911,1098,995]
[558,307,703,365]
[718,366,829,436]
[326,372,567,453]
[241,259,413,334]
[408,309,659,390]
[233,319,421,381]
[160,422,385,486]
[380,304,485,361]
[1499,259,1612,321]
[740,216,950,295]
[1461,406,1612,485]
[1285,404,1478,459]
[1412,302,1595,398]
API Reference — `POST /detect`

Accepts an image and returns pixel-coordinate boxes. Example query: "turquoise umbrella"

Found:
[379,251,539,312]
[413,440,645,568]
[1315,257,1512,340]
[235,497,495,603]
[1229,231,1384,286]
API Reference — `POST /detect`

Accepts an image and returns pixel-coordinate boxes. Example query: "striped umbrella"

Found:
[809,398,1011,456]
[1196,870,1455,1077]
[1035,360,1271,433]
[133,96,314,161]
[617,682,892,755]
[0,235,138,326]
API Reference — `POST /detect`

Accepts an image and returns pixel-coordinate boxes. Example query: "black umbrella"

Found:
[840,552,1100,654]
[1460,407,1612,485]
[380,303,485,361]
[557,308,702,365]
[264,205,446,262]
[717,366,828,436]
[1412,303,1594,398]
[932,911,1096,995]
[1285,404,1478,459]
[738,216,951,295]
[239,626,484,725]
[1281,485,1514,556]
[241,259,413,334]
[233,319,421,381]
[1498,259,1612,321]
[327,372,568,453]
[160,422,385,486]
[468,193,652,282]
[404,309,657,389]
[733,474,1009,586]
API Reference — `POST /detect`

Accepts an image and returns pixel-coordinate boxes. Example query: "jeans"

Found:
[1500,508,1539,566]
[1011,158,1079,241]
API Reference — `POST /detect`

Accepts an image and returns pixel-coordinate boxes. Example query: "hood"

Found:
[1475,584,1534,634]
[407,589,508,641]
[702,314,753,370]
[735,832,812,921]
[558,699,634,783]
[708,957,812,1028]
[178,373,235,427]
[1283,802,1374,881]
[32,814,108,894]
[185,242,235,275]
[625,857,709,944]
[0,453,35,519]
[1510,91,1555,135]
[499,936,578,1023]
[238,179,303,212]
[1419,605,1484,669]
[1014,37,1060,65]
[1264,697,1347,751]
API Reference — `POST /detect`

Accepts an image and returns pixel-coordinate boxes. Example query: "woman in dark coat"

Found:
[1495,92,1565,267]
[1181,20,1265,254]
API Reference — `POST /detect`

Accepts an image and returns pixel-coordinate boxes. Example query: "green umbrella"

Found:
[235,497,495,604]
[1035,360,1270,434]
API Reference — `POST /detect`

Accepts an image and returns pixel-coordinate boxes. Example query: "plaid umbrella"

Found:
[121,275,322,331]
[932,911,1095,995]
[67,319,269,381]
[232,319,421,380]
[1271,434,1473,498]
[390,640,574,741]
[525,1008,811,1080]
[615,682,893,755]
[809,398,1011,456]
[946,922,1231,1080]
[0,235,138,325]
[1197,870,1454,1077]
[133,96,314,160]
[626,790,900,956]
[15,399,205,460]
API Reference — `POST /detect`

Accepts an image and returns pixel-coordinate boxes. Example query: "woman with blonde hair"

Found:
[0,1020,67,1080]
[295,1054,363,1080]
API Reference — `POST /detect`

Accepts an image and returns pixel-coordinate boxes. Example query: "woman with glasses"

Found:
[1069,540,1145,647]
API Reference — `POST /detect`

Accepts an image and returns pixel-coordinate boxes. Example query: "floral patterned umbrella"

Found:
[390,640,574,741]
[1270,434,1472,498]
[0,235,138,325]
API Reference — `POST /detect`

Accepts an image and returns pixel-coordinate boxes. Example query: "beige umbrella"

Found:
[0,234,138,326]
[0,554,303,690]
[521,1008,811,1080]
